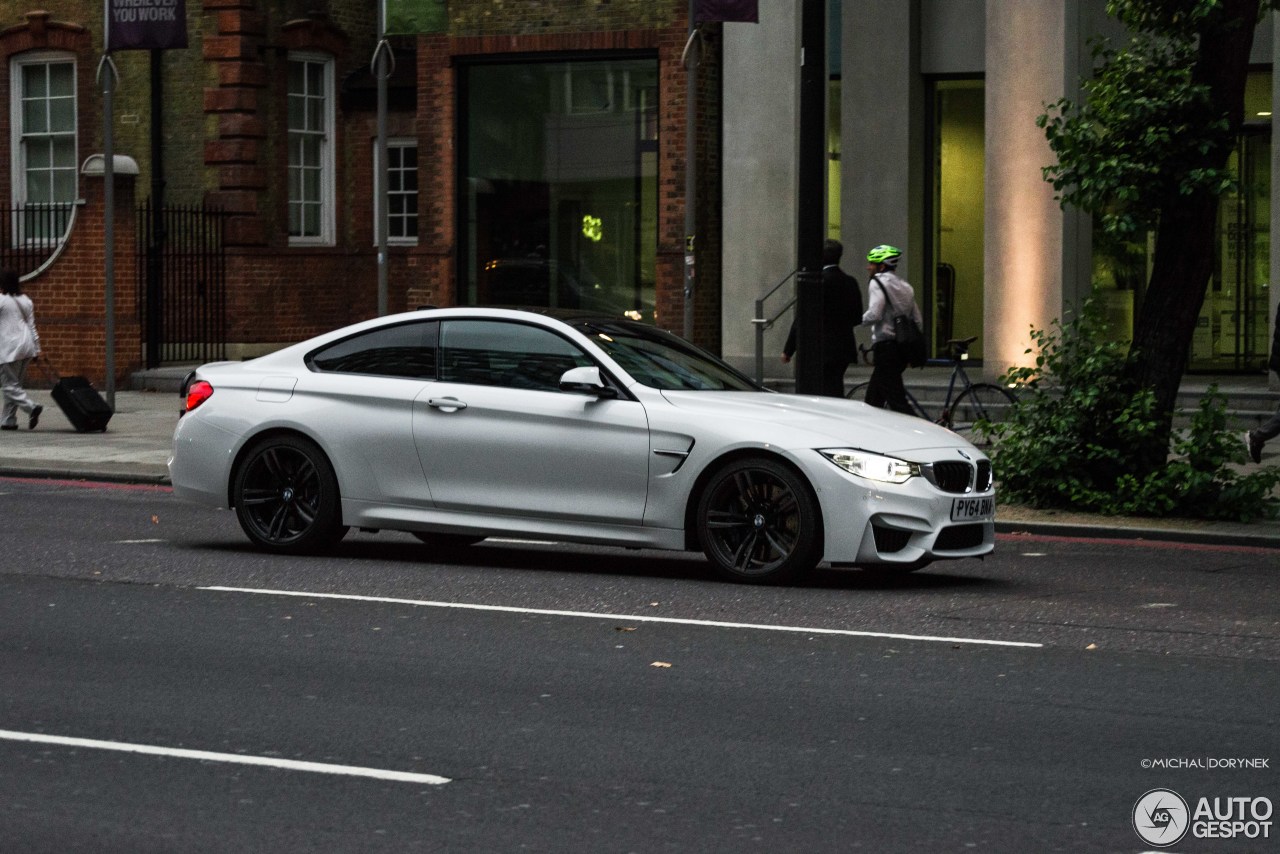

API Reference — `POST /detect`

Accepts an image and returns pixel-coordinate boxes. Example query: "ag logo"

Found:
[1133,788,1189,847]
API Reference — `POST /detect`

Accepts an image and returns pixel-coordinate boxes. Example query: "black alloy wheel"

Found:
[233,434,346,553]
[696,457,822,584]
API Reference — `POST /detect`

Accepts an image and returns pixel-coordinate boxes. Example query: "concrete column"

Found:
[720,1,800,374]
[842,0,923,284]
[983,1,1073,376]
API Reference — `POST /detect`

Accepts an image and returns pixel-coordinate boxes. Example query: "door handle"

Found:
[426,397,468,411]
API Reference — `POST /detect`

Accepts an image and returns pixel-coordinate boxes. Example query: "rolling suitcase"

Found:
[37,361,113,432]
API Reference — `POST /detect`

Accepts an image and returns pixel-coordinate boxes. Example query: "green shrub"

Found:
[986,302,1280,521]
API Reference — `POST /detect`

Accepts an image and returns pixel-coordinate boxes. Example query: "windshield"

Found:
[572,319,764,392]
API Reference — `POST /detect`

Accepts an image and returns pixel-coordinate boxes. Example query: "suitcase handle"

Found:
[31,356,62,384]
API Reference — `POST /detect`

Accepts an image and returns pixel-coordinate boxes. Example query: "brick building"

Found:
[1,1,722,385]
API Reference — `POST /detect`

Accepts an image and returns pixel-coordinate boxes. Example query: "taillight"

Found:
[185,380,214,413]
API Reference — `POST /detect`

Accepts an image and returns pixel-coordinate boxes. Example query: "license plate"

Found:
[951,496,994,522]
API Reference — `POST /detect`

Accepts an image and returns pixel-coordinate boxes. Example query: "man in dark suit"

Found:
[782,239,863,397]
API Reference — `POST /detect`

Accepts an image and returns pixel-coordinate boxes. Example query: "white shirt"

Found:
[862,270,923,344]
[0,293,40,363]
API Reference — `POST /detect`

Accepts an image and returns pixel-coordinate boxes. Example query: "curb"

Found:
[0,466,170,486]
[995,519,1280,550]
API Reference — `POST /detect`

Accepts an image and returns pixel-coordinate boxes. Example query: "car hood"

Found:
[657,390,974,455]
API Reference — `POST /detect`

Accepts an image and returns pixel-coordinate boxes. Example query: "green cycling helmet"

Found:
[866,244,902,266]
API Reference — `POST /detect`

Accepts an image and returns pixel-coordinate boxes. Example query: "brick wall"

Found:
[26,172,142,387]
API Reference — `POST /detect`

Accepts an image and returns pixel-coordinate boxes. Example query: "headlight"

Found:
[819,449,920,484]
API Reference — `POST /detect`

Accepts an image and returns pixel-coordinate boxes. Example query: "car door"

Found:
[412,319,651,524]
[306,319,438,506]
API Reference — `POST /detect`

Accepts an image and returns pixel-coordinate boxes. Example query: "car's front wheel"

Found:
[233,434,347,553]
[696,457,822,584]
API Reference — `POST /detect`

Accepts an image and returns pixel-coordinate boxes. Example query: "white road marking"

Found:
[200,585,1043,648]
[0,729,450,785]
[114,539,167,544]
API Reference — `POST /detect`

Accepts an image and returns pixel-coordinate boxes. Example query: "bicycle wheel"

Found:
[845,381,870,401]
[947,383,1017,442]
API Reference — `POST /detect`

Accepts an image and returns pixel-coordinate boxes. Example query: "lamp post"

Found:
[794,0,827,395]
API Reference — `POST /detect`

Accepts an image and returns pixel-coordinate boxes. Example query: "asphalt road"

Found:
[1,477,1277,852]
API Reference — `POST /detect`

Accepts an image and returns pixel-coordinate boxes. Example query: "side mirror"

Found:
[559,366,618,398]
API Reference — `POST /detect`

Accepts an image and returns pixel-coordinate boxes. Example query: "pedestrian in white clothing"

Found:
[0,269,43,430]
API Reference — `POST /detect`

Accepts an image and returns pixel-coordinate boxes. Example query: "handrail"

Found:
[752,269,798,382]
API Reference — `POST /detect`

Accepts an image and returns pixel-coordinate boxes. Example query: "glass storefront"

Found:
[460,57,658,321]
[1194,127,1271,371]
[929,78,986,358]
[1094,71,1273,372]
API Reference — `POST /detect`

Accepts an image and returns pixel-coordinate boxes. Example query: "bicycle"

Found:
[845,336,1017,443]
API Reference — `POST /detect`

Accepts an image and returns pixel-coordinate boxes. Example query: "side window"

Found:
[439,320,592,390]
[309,321,437,378]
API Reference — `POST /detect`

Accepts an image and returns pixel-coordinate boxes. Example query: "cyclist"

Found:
[860,244,922,415]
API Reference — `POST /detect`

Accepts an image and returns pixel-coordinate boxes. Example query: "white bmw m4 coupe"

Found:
[169,307,995,583]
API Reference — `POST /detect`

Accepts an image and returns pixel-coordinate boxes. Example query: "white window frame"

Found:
[373,138,419,246]
[287,51,335,246]
[9,50,78,245]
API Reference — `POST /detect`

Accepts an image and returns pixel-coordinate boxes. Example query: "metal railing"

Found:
[751,268,797,382]
[0,202,79,279]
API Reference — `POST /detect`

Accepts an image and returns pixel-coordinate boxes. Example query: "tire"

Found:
[845,381,870,401]
[411,532,485,548]
[233,434,347,553]
[695,457,823,584]
[946,383,1017,443]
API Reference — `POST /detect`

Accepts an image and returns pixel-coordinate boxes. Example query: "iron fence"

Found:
[137,200,227,367]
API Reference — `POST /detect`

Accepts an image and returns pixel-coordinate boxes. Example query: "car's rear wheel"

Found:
[696,457,822,584]
[233,434,347,553]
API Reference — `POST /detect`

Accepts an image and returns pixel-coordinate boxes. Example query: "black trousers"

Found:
[820,358,851,398]
[864,340,913,414]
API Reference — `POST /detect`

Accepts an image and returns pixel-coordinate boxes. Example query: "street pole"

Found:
[147,49,165,370]
[374,5,392,317]
[794,0,827,395]
[98,52,118,410]
[683,1,699,341]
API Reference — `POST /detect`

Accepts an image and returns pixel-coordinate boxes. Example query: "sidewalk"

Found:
[1,388,1277,549]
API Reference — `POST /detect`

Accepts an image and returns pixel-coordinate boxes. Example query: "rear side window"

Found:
[309,321,438,378]
[439,320,592,391]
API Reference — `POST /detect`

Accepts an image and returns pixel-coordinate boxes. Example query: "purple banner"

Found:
[107,0,188,51]
[694,0,758,24]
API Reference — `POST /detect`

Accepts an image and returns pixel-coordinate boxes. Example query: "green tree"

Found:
[1038,0,1269,475]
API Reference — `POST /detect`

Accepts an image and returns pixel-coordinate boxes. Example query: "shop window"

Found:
[460,57,658,322]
